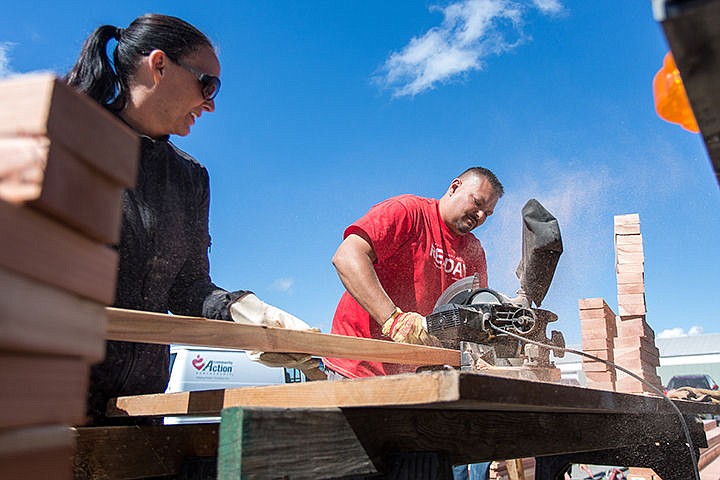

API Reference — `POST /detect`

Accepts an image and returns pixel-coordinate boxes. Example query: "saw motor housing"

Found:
[426,287,565,368]
[428,198,566,370]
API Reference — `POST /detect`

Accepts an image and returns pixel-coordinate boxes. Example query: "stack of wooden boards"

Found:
[579,297,618,391]
[577,214,691,479]
[612,213,662,394]
[579,213,661,394]
[0,73,138,479]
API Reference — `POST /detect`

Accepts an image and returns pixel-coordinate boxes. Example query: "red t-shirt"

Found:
[323,194,488,378]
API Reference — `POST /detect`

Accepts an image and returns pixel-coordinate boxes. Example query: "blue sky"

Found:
[2,1,718,345]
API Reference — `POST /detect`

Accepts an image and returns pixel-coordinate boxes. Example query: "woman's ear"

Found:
[146,49,167,84]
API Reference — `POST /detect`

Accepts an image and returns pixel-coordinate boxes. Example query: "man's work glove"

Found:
[381,308,440,346]
[229,294,319,372]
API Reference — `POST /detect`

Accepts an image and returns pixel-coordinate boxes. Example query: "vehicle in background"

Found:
[165,345,311,424]
[665,373,719,392]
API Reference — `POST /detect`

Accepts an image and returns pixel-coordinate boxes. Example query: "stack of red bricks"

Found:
[578,298,617,391]
[0,74,137,479]
[612,214,662,394]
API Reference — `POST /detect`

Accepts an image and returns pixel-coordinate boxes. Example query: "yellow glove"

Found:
[381,308,438,346]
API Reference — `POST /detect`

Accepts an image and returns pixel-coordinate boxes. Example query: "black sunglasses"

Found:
[143,50,221,101]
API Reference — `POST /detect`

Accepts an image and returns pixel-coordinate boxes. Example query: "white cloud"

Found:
[657,326,704,339]
[376,0,562,97]
[531,0,563,15]
[0,42,16,78]
[270,277,295,293]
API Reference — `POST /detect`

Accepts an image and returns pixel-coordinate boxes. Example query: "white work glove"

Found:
[229,294,317,369]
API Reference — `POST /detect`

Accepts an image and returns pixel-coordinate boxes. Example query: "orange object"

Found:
[653,52,699,133]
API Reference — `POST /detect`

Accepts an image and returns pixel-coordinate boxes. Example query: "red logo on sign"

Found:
[192,355,206,371]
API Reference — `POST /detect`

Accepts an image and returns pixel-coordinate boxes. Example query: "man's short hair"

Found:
[458,167,504,197]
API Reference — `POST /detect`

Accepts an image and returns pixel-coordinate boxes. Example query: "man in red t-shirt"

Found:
[323,167,503,379]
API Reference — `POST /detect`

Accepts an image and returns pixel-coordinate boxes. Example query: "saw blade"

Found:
[432,275,479,311]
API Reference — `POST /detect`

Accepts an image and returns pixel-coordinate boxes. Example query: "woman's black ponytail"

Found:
[66,25,121,110]
[66,14,213,113]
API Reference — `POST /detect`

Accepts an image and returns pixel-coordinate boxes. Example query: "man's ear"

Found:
[147,49,167,84]
[448,178,462,196]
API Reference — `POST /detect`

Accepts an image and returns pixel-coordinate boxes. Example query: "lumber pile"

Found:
[578,298,617,391]
[0,73,138,479]
[578,214,661,395]
[699,419,720,471]
[578,214,669,478]
[612,214,661,394]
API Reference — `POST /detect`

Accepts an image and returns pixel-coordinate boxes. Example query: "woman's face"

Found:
[156,45,221,137]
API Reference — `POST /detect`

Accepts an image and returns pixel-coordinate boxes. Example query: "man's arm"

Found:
[332,233,396,325]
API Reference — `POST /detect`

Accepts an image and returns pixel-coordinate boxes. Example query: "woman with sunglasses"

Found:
[66,14,315,424]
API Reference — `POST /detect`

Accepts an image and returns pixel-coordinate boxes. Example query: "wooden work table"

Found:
[78,369,720,480]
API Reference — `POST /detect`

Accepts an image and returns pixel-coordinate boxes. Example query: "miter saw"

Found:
[426,199,566,379]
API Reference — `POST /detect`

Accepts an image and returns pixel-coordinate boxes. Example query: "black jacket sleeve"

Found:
[166,156,249,320]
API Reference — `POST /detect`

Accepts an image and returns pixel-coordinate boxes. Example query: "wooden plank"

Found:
[581,349,613,361]
[106,307,460,366]
[109,371,461,417]
[108,370,720,418]
[617,272,644,285]
[493,458,534,480]
[0,352,88,428]
[616,243,644,254]
[617,293,646,305]
[0,200,118,304]
[615,233,643,245]
[0,267,106,360]
[340,408,705,466]
[582,361,613,374]
[0,137,124,244]
[217,406,705,478]
[74,424,218,480]
[581,338,614,351]
[699,431,720,470]
[578,298,604,310]
[614,355,661,372]
[578,307,615,320]
[615,262,644,274]
[218,407,377,480]
[581,328,615,341]
[618,282,645,294]
[584,370,616,383]
[614,214,640,226]
[614,224,641,235]
[616,252,645,265]
[614,335,658,354]
[616,317,655,339]
[0,73,138,187]
[579,318,617,335]
[615,346,660,363]
[505,458,526,480]
[618,303,647,316]
[0,425,75,480]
